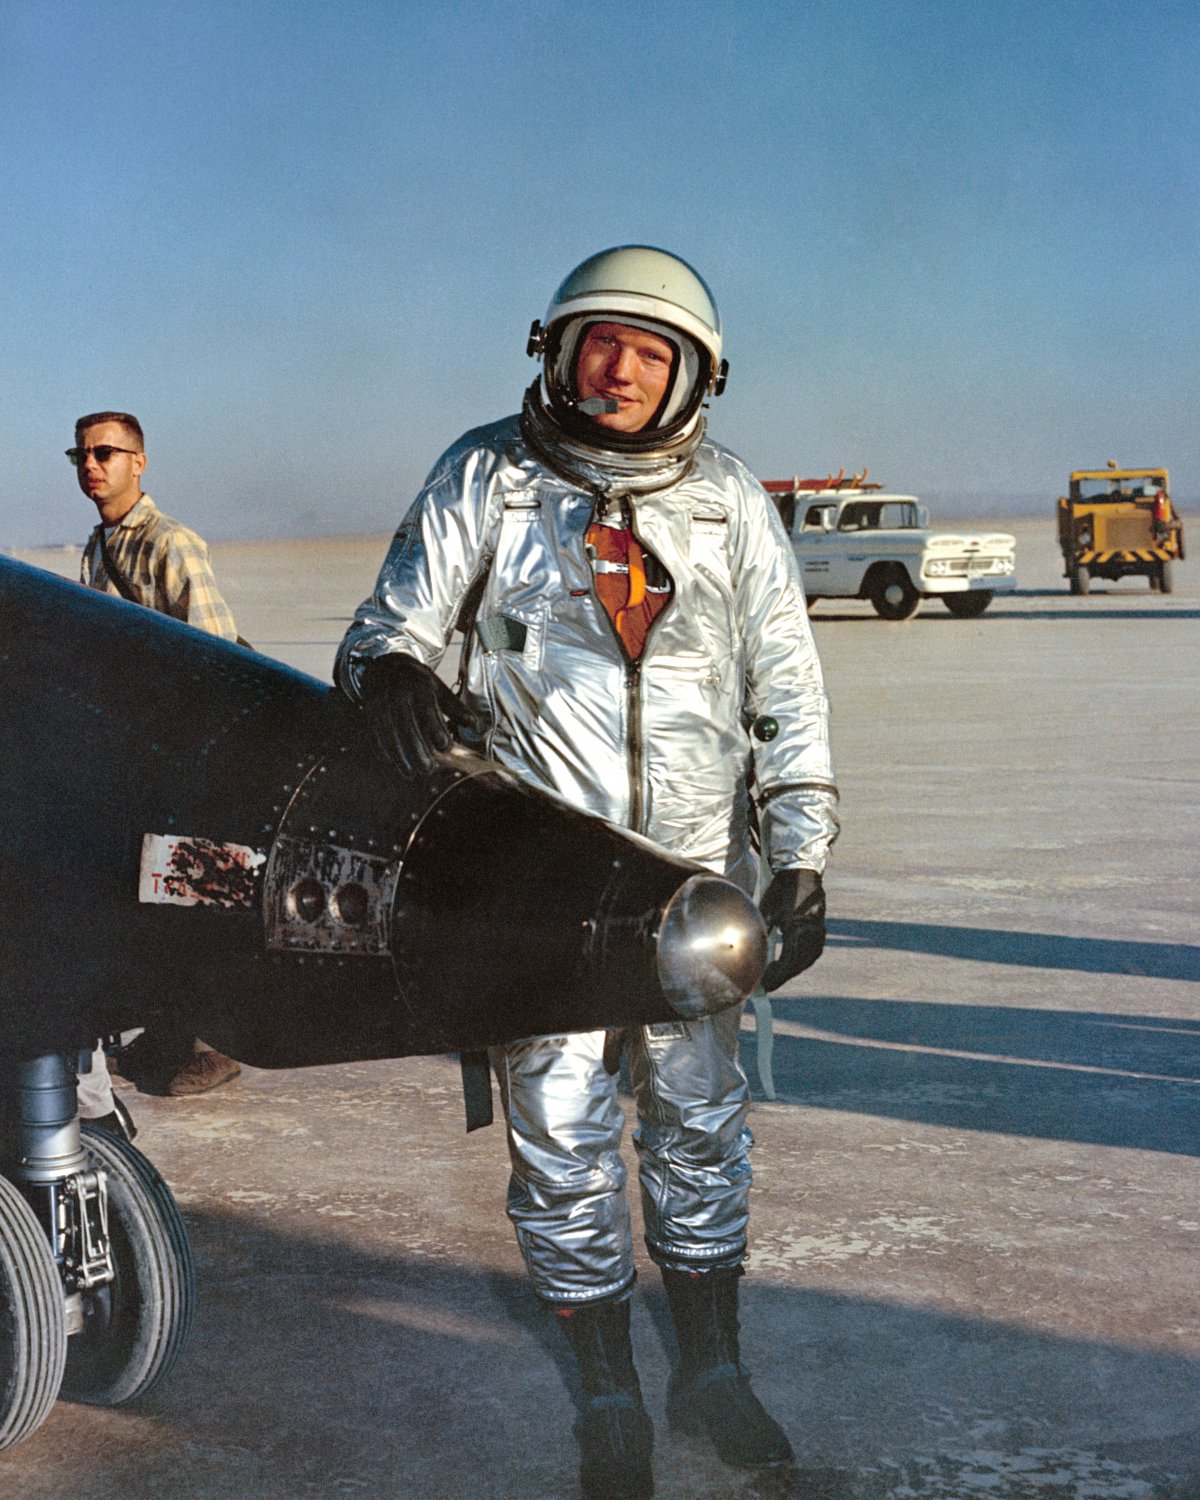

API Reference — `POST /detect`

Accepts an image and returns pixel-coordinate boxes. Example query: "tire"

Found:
[868,566,921,621]
[941,590,994,618]
[0,1174,66,1450]
[1069,564,1090,596]
[60,1125,194,1407]
[1159,561,1174,594]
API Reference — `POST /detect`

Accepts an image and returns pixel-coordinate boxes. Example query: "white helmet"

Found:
[525,246,728,466]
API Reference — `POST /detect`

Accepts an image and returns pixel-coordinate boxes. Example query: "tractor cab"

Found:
[1057,464,1184,594]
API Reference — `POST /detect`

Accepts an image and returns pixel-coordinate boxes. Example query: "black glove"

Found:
[759,869,826,992]
[358,654,477,777]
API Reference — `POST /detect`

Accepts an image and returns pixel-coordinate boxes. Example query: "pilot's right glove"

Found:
[358,654,477,777]
[759,868,826,992]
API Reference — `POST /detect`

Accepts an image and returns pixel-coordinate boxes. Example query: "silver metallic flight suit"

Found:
[336,412,838,1305]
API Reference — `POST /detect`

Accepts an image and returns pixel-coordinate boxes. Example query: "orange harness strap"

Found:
[585,521,672,661]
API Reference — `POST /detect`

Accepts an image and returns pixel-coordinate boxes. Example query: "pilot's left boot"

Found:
[661,1266,794,1470]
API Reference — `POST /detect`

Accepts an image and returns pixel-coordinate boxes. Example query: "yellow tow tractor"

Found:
[1057,463,1185,595]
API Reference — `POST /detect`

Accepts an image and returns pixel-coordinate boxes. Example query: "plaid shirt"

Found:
[81,494,238,640]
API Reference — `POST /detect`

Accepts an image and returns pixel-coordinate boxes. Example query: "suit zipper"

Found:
[588,494,673,836]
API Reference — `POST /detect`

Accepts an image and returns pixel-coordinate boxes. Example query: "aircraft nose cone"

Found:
[656,875,768,1018]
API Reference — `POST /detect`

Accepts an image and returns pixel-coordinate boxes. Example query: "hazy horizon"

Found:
[6,1,1197,552]
[18,487,1191,557]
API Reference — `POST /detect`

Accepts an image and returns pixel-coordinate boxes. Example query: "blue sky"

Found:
[3,0,1197,548]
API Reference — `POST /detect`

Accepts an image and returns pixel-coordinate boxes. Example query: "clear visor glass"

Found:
[551,315,703,432]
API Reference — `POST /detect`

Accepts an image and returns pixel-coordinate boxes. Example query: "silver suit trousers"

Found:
[492,1004,752,1305]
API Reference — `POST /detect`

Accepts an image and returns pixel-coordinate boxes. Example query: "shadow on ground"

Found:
[744,994,1200,1156]
[3,1209,1196,1499]
[828,919,1199,983]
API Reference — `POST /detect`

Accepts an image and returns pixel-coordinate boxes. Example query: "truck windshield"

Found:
[838,502,918,530]
[1075,476,1166,501]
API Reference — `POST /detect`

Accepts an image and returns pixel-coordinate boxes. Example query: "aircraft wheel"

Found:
[942,590,994,618]
[60,1125,194,1407]
[0,1174,66,1450]
[868,567,921,621]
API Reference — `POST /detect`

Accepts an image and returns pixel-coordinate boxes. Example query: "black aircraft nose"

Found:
[656,875,767,1018]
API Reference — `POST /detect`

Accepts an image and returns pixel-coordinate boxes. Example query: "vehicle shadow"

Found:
[14,1206,1197,1499]
[810,602,1200,621]
[744,994,1200,1156]
[829,917,1199,982]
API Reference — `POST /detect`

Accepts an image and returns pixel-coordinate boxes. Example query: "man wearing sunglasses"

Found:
[71,410,243,1109]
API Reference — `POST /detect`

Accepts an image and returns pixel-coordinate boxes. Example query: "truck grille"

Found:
[1101,516,1153,549]
[940,557,1007,575]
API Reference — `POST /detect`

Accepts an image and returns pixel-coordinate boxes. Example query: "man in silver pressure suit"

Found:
[336,246,839,1499]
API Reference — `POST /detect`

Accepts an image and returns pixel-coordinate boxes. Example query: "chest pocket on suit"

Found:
[502,495,541,523]
[687,510,736,661]
[689,510,731,570]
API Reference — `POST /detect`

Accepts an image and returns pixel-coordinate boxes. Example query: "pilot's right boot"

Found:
[557,1296,654,1500]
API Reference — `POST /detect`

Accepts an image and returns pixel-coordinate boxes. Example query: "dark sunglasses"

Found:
[66,445,139,466]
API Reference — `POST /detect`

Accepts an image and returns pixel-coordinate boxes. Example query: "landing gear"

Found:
[0,1175,65,1450]
[61,1125,194,1406]
[0,1052,194,1448]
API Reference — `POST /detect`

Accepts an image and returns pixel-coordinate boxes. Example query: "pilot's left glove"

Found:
[357,653,478,777]
[759,868,826,992]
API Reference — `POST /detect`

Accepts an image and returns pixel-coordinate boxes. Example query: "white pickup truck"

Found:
[766,481,1017,620]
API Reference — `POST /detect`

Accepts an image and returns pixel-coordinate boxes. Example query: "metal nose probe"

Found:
[655,874,767,1018]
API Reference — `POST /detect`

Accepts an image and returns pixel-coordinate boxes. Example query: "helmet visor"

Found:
[551,315,704,436]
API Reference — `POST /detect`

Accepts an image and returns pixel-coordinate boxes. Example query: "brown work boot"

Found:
[166,1048,241,1097]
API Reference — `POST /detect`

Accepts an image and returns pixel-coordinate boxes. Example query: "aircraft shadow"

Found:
[828,917,1199,983]
[17,1207,1196,1500]
[744,994,1200,1156]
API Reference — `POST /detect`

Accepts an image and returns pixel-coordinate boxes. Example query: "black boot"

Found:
[661,1266,794,1469]
[557,1296,654,1500]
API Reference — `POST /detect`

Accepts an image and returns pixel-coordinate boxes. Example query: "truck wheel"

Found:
[0,1174,66,1450]
[868,567,921,621]
[942,591,994,618]
[1069,565,1090,596]
[60,1125,194,1407]
[1158,561,1174,594]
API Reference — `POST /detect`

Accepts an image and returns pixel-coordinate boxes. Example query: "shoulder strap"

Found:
[94,523,255,652]
[96,528,140,603]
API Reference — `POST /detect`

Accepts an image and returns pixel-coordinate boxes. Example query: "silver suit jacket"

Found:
[336,416,839,893]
